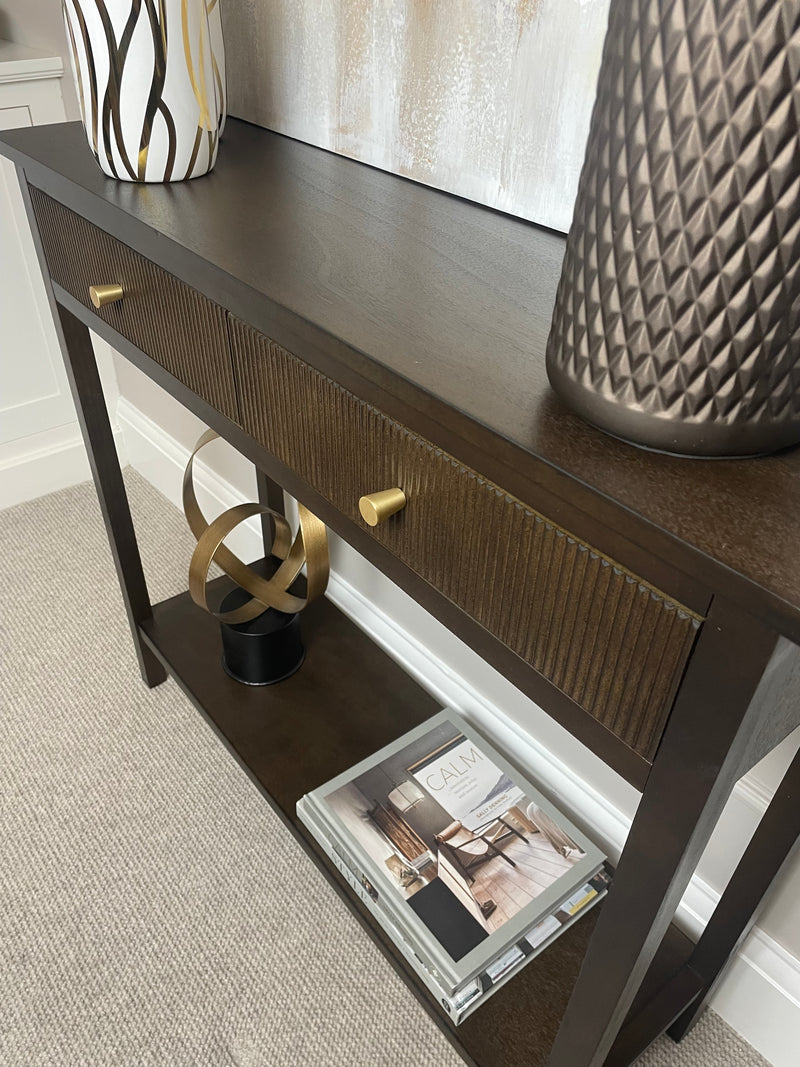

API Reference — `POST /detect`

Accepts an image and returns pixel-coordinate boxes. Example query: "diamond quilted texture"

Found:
[546,0,800,456]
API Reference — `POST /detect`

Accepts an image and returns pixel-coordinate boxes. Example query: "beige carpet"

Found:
[0,472,768,1066]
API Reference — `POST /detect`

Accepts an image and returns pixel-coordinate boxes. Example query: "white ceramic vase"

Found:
[62,0,226,183]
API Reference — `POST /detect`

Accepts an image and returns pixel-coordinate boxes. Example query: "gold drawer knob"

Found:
[88,283,124,308]
[359,488,406,527]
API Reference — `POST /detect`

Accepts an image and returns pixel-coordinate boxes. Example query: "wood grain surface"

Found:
[232,316,701,760]
[29,187,239,422]
[1,121,798,641]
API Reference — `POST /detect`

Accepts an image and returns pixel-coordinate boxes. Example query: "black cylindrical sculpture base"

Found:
[219,587,304,686]
[546,0,800,458]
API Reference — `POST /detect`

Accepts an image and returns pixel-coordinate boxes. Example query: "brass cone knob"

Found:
[359,488,406,527]
[89,283,124,308]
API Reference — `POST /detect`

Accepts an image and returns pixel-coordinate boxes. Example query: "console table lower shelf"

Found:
[138,576,701,1067]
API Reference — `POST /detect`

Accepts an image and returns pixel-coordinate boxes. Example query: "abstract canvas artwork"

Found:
[222,0,611,232]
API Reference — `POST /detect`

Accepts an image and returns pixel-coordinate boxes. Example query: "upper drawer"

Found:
[231,316,703,763]
[28,187,239,423]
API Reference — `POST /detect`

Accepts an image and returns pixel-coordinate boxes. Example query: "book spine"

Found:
[298,799,474,1022]
[301,795,461,987]
[299,800,612,1026]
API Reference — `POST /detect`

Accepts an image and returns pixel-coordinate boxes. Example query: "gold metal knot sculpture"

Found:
[183,429,329,625]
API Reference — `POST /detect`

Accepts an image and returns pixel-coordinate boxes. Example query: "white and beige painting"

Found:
[222,0,611,233]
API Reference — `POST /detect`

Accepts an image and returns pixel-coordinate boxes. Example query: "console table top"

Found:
[2,118,799,638]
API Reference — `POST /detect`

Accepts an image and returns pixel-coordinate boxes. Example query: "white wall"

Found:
[0,39,123,509]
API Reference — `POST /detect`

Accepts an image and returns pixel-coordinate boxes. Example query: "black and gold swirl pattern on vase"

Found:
[62,0,226,182]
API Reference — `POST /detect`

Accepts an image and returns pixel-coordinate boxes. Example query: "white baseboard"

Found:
[710,930,800,1067]
[118,396,800,1067]
[0,421,126,510]
[677,875,800,1065]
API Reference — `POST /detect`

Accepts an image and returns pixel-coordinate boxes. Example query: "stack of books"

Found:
[298,709,610,1023]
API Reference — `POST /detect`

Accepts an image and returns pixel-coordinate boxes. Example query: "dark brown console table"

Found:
[3,118,799,1067]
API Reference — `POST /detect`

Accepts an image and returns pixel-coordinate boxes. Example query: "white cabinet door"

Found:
[0,44,120,509]
[0,101,76,449]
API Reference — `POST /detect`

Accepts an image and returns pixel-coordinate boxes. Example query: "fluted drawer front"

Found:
[29,187,238,422]
[231,316,703,762]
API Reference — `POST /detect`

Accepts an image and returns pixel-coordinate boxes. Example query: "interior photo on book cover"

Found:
[324,721,587,963]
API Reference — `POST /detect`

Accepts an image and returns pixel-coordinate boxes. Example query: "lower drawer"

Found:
[231,315,703,763]
[28,187,239,422]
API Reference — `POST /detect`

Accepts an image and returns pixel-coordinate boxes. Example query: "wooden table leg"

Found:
[55,303,166,688]
[547,598,781,1067]
[255,465,284,555]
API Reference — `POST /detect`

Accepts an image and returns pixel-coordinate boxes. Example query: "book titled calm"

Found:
[298,709,609,1022]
